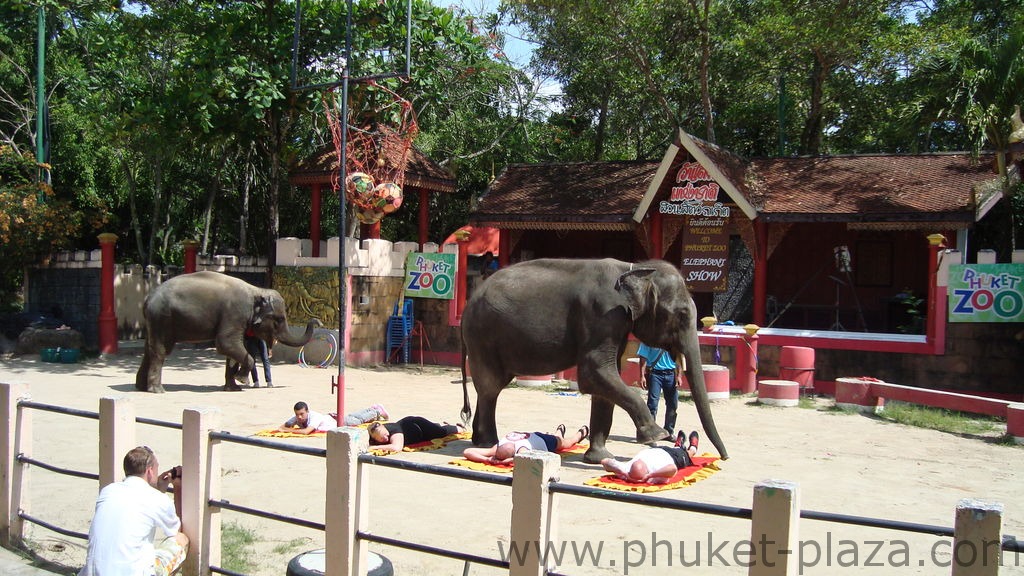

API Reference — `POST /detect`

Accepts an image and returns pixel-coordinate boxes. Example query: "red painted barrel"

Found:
[516,375,553,387]
[758,379,800,407]
[704,365,730,401]
[779,346,815,389]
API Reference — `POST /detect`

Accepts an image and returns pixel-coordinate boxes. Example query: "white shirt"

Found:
[497,432,549,454]
[79,476,180,576]
[285,410,337,432]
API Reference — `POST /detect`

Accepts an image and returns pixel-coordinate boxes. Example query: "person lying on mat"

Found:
[462,424,589,465]
[278,401,389,434]
[601,431,699,484]
[368,416,465,452]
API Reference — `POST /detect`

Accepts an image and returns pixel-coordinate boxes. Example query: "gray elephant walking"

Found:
[136,271,320,393]
[460,258,728,463]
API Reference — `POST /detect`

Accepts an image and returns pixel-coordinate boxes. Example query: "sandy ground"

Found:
[1,347,1022,576]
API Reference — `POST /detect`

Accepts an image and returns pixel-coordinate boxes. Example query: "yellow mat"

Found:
[583,454,721,493]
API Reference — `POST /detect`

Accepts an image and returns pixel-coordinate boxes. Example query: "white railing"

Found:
[1,382,1017,576]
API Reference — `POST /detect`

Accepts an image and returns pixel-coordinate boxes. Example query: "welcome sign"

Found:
[948,263,1024,322]
[404,252,456,300]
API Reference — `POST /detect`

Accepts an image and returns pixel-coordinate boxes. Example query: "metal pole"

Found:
[35,4,46,195]
[336,0,353,421]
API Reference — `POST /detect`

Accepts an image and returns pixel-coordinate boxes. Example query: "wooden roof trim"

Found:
[677,129,758,220]
[632,138,680,224]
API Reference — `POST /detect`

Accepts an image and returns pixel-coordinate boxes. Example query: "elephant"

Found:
[135,271,321,393]
[460,258,728,464]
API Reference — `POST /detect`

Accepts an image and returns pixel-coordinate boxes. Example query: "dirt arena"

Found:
[1,348,1021,575]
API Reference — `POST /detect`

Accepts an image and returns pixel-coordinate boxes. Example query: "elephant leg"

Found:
[137,337,172,393]
[581,360,667,448]
[216,336,252,390]
[468,359,507,447]
[583,396,615,464]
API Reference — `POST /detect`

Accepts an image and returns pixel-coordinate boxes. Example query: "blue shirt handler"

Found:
[636,343,681,438]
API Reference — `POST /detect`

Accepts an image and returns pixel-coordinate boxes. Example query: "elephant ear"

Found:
[252,295,274,327]
[615,268,658,321]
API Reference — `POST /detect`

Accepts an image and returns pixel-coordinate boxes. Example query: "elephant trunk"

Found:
[678,331,729,459]
[277,318,322,348]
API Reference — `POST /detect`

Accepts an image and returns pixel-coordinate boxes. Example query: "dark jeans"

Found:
[245,337,272,385]
[646,369,678,435]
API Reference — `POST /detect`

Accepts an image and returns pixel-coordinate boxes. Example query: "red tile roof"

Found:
[471,161,660,229]
[747,153,996,222]
[472,144,1005,227]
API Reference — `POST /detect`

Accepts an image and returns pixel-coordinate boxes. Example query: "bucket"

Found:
[779,346,815,389]
[703,364,730,401]
[59,348,80,363]
[40,348,60,362]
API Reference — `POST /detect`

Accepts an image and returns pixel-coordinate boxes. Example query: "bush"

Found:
[0,146,85,310]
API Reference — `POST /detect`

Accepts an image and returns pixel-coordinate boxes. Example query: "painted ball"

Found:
[345,172,376,203]
[374,182,403,214]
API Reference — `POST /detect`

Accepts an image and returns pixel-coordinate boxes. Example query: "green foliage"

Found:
[877,400,1003,437]
[220,520,258,573]
[0,146,87,310]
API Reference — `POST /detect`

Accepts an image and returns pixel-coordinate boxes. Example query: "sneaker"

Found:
[674,430,685,447]
[688,431,700,452]
[372,404,389,421]
[266,381,273,388]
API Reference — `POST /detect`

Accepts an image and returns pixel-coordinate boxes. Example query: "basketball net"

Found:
[323,80,419,220]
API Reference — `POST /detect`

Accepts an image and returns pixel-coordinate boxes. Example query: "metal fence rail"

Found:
[209,431,327,457]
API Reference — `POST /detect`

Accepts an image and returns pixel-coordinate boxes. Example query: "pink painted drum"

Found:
[779,346,815,389]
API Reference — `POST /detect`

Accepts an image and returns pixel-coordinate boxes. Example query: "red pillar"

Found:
[650,211,663,259]
[498,229,510,267]
[735,326,759,393]
[97,233,119,354]
[753,218,768,326]
[360,221,381,240]
[456,235,469,319]
[310,183,322,257]
[418,188,429,248]
[926,234,947,353]
[182,239,198,273]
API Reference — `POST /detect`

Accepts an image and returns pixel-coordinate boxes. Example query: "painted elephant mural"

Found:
[136,271,321,393]
[460,258,728,463]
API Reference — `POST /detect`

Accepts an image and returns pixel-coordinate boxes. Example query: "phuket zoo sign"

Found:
[660,161,731,292]
[404,252,456,300]
[948,263,1024,322]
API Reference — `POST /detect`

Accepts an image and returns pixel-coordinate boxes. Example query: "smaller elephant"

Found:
[136,271,321,393]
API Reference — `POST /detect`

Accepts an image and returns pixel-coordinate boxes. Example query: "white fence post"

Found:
[509,450,561,576]
[326,428,369,576]
[0,382,29,547]
[749,480,800,576]
[98,397,135,488]
[951,499,1003,576]
[181,407,221,576]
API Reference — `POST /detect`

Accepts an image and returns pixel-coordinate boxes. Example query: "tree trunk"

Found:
[594,92,608,161]
[799,54,827,155]
[698,0,715,143]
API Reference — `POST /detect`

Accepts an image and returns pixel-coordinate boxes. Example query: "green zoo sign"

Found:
[948,264,1024,323]
[404,252,456,300]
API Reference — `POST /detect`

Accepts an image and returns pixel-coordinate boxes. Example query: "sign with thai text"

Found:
[404,252,456,300]
[659,161,731,218]
[680,215,729,292]
[948,263,1024,322]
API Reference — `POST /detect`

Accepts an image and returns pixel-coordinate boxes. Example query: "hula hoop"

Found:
[298,330,338,369]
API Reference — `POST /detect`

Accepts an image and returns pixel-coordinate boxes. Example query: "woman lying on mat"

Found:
[368,416,465,453]
[601,430,699,484]
[462,424,589,465]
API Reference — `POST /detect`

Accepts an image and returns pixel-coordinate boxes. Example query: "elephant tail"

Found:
[459,339,472,427]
